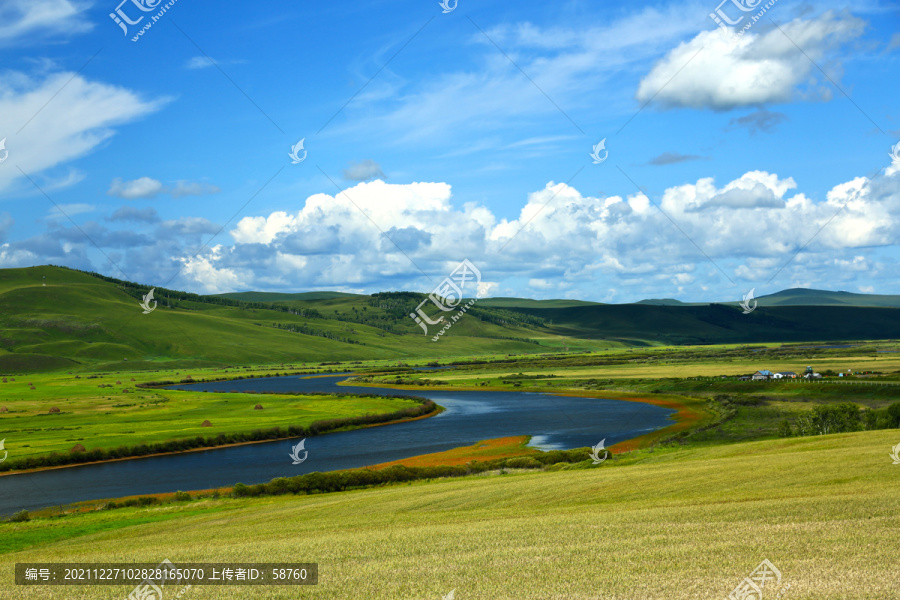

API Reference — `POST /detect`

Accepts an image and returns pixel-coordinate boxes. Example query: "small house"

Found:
[773,371,797,379]
[751,370,773,381]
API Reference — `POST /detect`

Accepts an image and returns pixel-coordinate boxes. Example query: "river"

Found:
[0,374,674,515]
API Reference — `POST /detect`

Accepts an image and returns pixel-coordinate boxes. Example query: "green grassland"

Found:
[1,430,897,599]
[5,341,900,470]
[0,365,438,469]
[4,266,900,598]
[6,267,900,376]
[0,266,602,372]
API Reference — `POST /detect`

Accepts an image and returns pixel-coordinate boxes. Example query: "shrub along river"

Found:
[0,374,674,515]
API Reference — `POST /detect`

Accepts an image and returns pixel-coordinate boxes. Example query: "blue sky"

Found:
[0,0,898,302]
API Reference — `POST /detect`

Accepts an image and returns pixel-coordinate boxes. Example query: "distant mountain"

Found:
[215,291,363,302]
[635,298,694,306]
[476,297,602,309]
[734,288,900,309]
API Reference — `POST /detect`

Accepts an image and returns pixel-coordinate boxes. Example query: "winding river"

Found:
[0,374,675,515]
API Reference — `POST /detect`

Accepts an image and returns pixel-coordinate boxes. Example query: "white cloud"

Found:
[636,12,865,110]
[107,177,220,199]
[108,177,164,199]
[183,56,246,70]
[330,4,710,145]
[342,159,385,182]
[0,0,92,44]
[46,203,94,220]
[170,180,221,198]
[8,159,900,300]
[0,72,165,193]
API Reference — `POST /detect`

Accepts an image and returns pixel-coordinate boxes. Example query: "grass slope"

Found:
[1,430,897,599]
[0,267,579,371]
[512,303,900,344]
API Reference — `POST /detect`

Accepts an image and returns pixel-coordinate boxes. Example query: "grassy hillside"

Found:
[506,303,900,345]
[2,430,896,599]
[4,267,900,373]
[752,287,900,307]
[0,267,581,371]
[475,297,602,308]
[216,291,362,302]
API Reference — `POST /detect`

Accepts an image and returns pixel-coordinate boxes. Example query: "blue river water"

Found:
[0,374,675,515]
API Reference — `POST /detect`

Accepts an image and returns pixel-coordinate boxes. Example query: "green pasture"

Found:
[0,368,423,465]
[1,430,897,599]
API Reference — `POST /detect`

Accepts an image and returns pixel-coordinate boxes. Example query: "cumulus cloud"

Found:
[342,159,386,182]
[636,12,865,110]
[7,160,900,300]
[107,177,220,199]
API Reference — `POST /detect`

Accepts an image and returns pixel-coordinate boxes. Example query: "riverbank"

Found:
[0,389,439,475]
[344,380,707,452]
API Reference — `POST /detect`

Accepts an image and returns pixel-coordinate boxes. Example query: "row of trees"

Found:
[231,448,591,498]
[778,402,900,437]
[269,322,363,345]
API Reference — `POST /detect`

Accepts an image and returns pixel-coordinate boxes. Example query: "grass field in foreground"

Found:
[2,430,897,599]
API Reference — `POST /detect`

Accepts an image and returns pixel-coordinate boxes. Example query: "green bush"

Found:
[173,491,191,502]
[8,510,29,522]
[887,402,900,428]
[504,456,542,469]
[777,419,793,438]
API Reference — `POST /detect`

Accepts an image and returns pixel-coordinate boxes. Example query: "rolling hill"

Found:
[3,266,900,372]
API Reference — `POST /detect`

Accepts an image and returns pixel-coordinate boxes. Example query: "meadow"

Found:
[1,429,897,599]
[2,306,900,599]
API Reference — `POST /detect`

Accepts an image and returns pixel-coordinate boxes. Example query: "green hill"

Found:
[504,302,900,345]
[215,291,363,302]
[475,297,602,309]
[749,287,900,308]
[0,267,568,372]
[4,267,900,372]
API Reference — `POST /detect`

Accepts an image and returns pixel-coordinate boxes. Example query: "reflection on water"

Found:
[0,374,675,515]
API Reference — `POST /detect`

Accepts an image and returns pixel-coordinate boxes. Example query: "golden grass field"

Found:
[2,429,898,599]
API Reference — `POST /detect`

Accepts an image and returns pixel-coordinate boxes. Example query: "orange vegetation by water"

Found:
[369,436,536,469]
[551,391,703,453]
